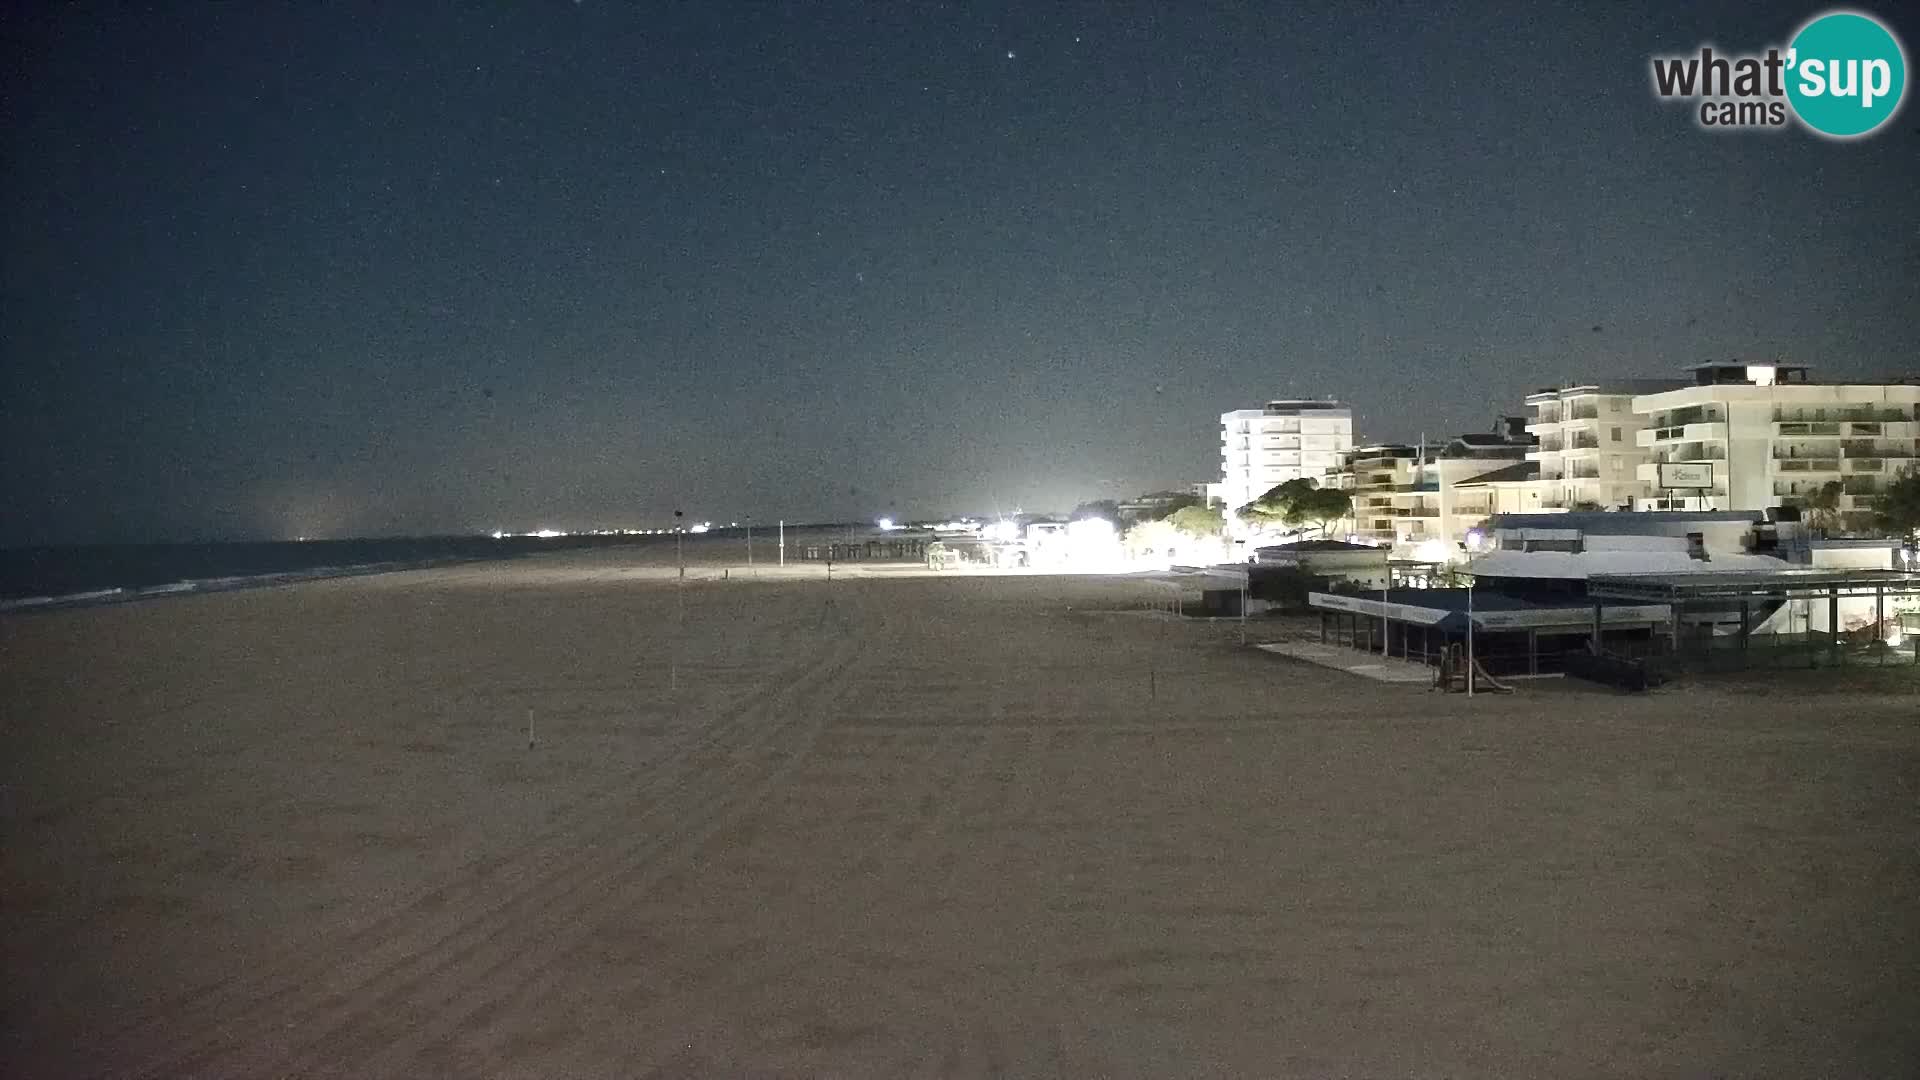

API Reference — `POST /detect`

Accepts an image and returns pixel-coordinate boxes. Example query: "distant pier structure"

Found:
[793,539,928,562]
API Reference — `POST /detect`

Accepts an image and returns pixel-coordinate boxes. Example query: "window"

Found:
[1610,426,1622,442]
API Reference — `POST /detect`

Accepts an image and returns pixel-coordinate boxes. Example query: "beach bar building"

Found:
[1309,588,1671,676]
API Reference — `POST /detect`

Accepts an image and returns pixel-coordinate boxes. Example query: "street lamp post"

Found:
[1466,567,1475,697]
[1381,568,1390,658]
[1462,541,1483,697]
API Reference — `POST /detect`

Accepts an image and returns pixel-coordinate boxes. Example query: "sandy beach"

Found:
[4,540,1917,1077]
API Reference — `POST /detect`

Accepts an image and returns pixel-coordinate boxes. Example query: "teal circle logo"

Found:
[1785,11,1907,138]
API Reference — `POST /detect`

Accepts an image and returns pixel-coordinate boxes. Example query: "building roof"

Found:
[1470,549,1793,580]
[1259,540,1381,553]
[1525,378,1690,400]
[1451,461,1539,486]
[1588,568,1920,602]
[1308,588,1669,631]
[1487,510,1762,533]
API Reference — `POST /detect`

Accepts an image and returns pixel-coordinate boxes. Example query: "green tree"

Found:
[1876,467,1920,541]
[1237,478,1318,532]
[1167,504,1225,538]
[1804,479,1845,535]
[1300,487,1353,537]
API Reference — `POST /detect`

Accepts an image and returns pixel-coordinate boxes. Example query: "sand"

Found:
[4,539,1918,1077]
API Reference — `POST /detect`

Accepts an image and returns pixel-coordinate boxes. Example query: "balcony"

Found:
[1772,457,1842,473]
[1775,422,1842,437]
[1637,421,1727,446]
[1567,406,1599,421]
[1653,445,1725,463]
[1778,491,1884,512]
[1649,407,1723,427]
[1842,443,1917,459]
[1775,408,1912,423]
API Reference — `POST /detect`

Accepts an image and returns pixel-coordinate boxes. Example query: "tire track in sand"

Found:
[314,621,868,1077]
[104,595,857,1079]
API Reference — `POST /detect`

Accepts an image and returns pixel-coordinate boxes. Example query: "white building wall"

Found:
[1523,388,1657,510]
[1632,382,1920,520]
[1218,401,1354,521]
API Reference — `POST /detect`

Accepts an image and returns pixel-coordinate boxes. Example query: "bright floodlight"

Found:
[983,519,1020,543]
[877,517,895,531]
[1412,539,1451,564]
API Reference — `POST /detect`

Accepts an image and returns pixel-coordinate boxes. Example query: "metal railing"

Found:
[1775,408,1911,423]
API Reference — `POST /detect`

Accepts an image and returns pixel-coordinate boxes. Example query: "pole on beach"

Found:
[672,509,685,691]
[526,706,534,749]
[779,519,785,567]
[1381,573,1389,657]
[746,517,754,576]
[1239,567,1248,647]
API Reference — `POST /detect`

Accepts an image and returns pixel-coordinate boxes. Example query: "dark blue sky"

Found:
[4,2,1916,543]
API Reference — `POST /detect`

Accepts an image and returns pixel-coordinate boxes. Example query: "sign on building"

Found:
[1657,462,1714,489]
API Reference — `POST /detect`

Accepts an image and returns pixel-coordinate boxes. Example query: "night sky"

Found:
[4,2,1916,544]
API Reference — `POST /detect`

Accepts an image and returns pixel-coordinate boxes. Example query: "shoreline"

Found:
[0,553,528,615]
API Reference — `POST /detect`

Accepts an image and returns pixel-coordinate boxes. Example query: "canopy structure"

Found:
[1584,568,1920,668]
[1307,588,1674,677]
[1587,568,1920,603]
[1310,588,1668,633]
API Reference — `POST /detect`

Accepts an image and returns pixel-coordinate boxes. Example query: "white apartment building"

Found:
[1524,379,1686,510]
[1218,399,1353,518]
[1631,363,1920,530]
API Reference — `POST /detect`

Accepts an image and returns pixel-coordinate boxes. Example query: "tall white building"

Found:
[1631,363,1920,530]
[1218,399,1354,515]
[1523,379,1686,510]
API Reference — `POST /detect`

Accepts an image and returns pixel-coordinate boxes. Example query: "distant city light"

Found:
[1412,539,1452,564]
[689,523,710,534]
[877,517,897,531]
